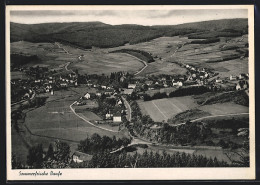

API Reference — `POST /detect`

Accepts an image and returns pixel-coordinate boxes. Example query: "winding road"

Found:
[69,101,120,133]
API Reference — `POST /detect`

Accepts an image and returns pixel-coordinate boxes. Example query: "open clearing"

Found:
[138,96,197,122]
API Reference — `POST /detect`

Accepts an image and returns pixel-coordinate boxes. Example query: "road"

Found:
[55,42,71,55]
[11,91,36,107]
[69,101,120,133]
[121,96,132,121]
[120,53,148,76]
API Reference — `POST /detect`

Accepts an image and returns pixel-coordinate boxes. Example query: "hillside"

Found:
[10,18,248,49]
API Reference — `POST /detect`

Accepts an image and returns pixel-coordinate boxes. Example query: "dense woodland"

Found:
[12,134,232,169]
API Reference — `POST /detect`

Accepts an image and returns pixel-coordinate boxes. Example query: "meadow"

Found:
[137,96,197,122]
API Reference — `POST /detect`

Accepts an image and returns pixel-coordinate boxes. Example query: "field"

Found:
[172,35,248,77]
[137,96,197,122]
[11,41,145,75]
[198,102,249,115]
[13,88,128,164]
[107,36,189,76]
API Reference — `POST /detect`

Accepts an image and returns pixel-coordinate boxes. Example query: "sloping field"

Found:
[172,35,248,76]
[71,53,144,75]
[11,41,77,69]
[138,96,197,122]
[198,102,249,115]
[25,89,125,140]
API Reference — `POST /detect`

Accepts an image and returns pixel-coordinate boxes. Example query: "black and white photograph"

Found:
[6,5,255,180]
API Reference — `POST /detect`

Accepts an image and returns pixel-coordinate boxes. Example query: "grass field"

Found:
[138,96,197,122]
[198,102,249,115]
[172,34,248,77]
[11,41,145,75]
[13,87,128,164]
[56,43,145,75]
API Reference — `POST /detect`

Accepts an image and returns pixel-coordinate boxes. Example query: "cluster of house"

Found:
[11,79,35,102]
[213,73,249,91]
[184,64,215,86]
[76,90,124,123]
[32,72,78,94]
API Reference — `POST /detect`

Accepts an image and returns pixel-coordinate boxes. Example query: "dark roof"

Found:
[105,89,114,92]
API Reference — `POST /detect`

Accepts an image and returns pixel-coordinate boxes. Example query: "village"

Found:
[11,61,249,133]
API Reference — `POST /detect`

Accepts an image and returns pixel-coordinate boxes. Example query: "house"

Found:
[172,81,183,86]
[101,85,107,89]
[236,81,248,90]
[239,73,248,80]
[117,99,122,105]
[113,112,122,122]
[60,82,68,87]
[230,75,237,81]
[96,91,102,97]
[121,88,134,95]
[145,80,153,86]
[84,92,91,99]
[72,151,92,163]
[215,78,223,83]
[106,111,113,119]
[236,83,242,90]
[128,84,137,89]
[150,124,163,130]
[120,76,126,82]
[104,89,114,95]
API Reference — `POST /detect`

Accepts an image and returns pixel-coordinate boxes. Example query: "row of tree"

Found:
[73,150,230,168]
[78,134,131,154]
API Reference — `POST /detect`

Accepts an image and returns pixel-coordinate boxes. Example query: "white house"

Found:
[101,85,107,89]
[113,112,122,122]
[72,151,92,163]
[84,92,91,99]
[230,75,237,81]
[216,78,223,83]
[236,83,241,90]
[117,99,122,105]
[128,84,137,89]
[105,112,113,119]
[172,81,183,87]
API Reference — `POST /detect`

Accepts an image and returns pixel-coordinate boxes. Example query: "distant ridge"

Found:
[11,18,248,49]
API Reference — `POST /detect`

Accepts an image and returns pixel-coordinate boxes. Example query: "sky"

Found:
[10,9,248,26]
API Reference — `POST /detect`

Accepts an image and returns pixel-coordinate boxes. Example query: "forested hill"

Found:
[11,18,248,49]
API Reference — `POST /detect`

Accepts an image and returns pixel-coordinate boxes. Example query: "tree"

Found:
[12,153,22,169]
[45,143,54,160]
[55,140,71,163]
[27,144,44,168]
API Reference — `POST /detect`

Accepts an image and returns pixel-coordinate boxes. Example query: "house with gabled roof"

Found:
[72,151,92,163]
